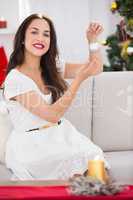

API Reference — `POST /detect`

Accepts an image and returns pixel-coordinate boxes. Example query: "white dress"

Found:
[4,68,108,180]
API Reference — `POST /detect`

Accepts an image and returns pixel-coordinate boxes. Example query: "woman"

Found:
[4,14,108,180]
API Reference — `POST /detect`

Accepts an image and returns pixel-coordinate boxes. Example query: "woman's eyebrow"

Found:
[30,27,50,32]
[30,27,38,31]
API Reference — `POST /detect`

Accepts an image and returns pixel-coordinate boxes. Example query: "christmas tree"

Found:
[104,0,133,71]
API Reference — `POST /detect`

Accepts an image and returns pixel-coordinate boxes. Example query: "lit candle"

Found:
[87,156,107,183]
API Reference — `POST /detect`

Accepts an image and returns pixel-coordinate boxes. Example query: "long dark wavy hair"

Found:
[7,14,68,103]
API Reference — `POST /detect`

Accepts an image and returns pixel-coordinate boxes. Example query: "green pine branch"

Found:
[104,1,133,71]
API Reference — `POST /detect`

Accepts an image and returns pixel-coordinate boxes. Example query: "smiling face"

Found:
[24,18,50,57]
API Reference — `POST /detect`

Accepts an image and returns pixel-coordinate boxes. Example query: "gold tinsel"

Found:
[127,18,133,32]
[120,40,131,59]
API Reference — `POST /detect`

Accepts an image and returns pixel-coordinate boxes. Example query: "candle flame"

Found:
[94,155,101,160]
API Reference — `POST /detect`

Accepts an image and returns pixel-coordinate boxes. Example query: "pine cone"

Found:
[69,175,123,196]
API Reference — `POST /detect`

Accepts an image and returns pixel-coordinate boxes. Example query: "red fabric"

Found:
[0,185,132,200]
[0,46,8,86]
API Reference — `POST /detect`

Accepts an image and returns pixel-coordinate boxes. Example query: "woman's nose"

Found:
[37,34,44,42]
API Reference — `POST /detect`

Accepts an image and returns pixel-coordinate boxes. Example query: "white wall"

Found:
[0,0,121,63]
[0,0,19,58]
[28,0,89,62]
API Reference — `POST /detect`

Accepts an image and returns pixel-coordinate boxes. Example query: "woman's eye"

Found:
[31,31,38,35]
[43,33,50,37]
[30,31,50,37]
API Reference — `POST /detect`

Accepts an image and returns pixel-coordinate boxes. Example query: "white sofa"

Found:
[0,72,133,184]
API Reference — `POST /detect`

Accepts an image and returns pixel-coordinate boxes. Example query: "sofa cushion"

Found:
[0,90,13,164]
[0,109,13,164]
[105,151,133,184]
[64,78,93,138]
[0,163,12,180]
[92,72,133,151]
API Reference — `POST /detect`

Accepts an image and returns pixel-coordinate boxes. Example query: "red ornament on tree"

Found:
[0,46,8,87]
[0,19,7,28]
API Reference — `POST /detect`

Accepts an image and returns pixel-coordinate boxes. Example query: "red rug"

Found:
[0,185,132,200]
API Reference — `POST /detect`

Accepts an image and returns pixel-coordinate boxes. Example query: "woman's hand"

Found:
[86,22,103,43]
[75,56,103,83]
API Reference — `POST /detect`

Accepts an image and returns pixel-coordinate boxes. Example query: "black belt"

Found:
[26,120,62,133]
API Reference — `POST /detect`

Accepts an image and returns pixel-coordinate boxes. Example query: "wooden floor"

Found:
[0,180,69,186]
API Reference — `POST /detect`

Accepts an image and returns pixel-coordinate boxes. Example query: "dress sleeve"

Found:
[4,71,38,100]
